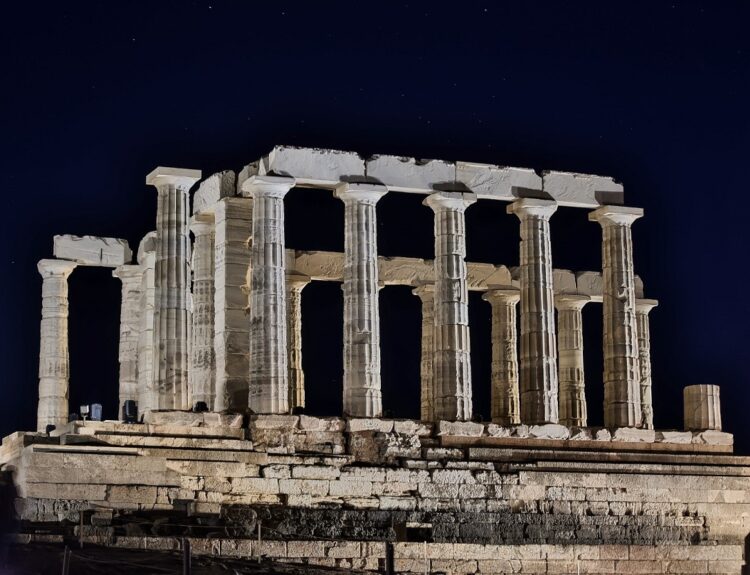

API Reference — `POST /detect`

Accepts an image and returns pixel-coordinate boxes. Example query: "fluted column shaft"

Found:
[423,192,477,421]
[37,259,77,431]
[508,199,559,425]
[483,289,521,426]
[147,168,201,410]
[555,295,590,427]
[286,275,310,411]
[334,183,388,417]
[241,176,296,414]
[137,235,157,414]
[190,216,216,409]
[413,284,435,421]
[113,265,143,409]
[636,298,658,429]
[683,385,722,431]
[590,206,643,428]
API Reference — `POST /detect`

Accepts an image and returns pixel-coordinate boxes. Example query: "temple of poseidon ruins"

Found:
[2,146,748,574]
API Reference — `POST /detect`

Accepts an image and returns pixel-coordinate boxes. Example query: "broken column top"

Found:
[249,145,624,209]
[53,235,132,267]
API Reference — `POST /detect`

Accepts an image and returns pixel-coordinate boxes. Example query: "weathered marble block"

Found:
[53,235,132,267]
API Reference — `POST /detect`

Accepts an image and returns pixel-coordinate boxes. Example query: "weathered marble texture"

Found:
[590,206,643,428]
[335,183,388,417]
[684,384,722,431]
[112,265,143,408]
[286,275,309,411]
[192,170,236,216]
[136,233,157,415]
[508,199,559,425]
[36,259,77,431]
[636,298,658,429]
[555,294,590,427]
[412,284,435,421]
[424,192,477,421]
[53,235,132,267]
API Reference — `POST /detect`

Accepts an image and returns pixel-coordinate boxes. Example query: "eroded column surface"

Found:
[213,197,252,411]
[413,284,435,421]
[146,167,201,410]
[37,259,77,431]
[636,298,658,429]
[684,384,722,431]
[241,175,296,414]
[286,274,310,411]
[590,206,643,428]
[482,289,521,426]
[189,215,216,409]
[424,192,477,421]
[555,294,590,427]
[508,199,559,425]
[334,183,388,417]
[113,265,143,408]
[137,233,157,414]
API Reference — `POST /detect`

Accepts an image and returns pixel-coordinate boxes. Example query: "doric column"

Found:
[683,385,722,431]
[241,175,296,414]
[555,294,590,427]
[507,199,559,425]
[146,167,201,410]
[423,192,477,421]
[589,206,643,428]
[412,284,435,421]
[137,233,157,414]
[636,298,658,429]
[213,197,253,411]
[112,265,143,409]
[286,274,310,411]
[37,259,77,432]
[189,215,216,409]
[334,183,388,417]
[482,289,521,426]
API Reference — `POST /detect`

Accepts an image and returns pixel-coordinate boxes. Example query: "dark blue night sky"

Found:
[1,2,748,450]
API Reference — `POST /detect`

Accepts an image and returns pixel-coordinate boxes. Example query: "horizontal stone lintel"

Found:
[53,235,132,267]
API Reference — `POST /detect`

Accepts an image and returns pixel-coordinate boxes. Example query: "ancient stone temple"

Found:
[2,146,747,574]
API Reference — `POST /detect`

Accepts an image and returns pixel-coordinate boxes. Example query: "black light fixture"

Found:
[193,401,209,413]
[45,424,56,436]
[90,403,103,421]
[122,400,138,423]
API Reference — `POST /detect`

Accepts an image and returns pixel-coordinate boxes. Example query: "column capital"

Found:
[635,298,659,314]
[112,264,143,281]
[146,167,202,189]
[589,205,643,227]
[189,213,215,236]
[334,182,388,204]
[554,294,591,311]
[286,273,311,290]
[38,258,77,278]
[423,191,477,212]
[483,288,520,305]
[240,175,296,199]
[412,283,435,300]
[507,198,558,219]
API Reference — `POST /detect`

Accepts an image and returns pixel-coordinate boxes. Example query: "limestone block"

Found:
[486,424,512,438]
[367,155,454,193]
[393,420,432,436]
[658,431,693,444]
[347,418,394,433]
[456,161,542,200]
[53,234,132,267]
[553,269,577,294]
[529,424,570,440]
[543,170,623,207]
[692,430,733,446]
[192,170,236,215]
[436,420,485,437]
[298,415,346,432]
[612,428,657,442]
[575,271,603,300]
[260,145,365,185]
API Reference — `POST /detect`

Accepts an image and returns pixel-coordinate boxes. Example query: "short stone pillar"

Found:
[334,183,388,417]
[507,199,559,425]
[684,385,722,431]
[423,192,478,421]
[482,289,521,426]
[589,206,643,428]
[136,233,157,415]
[112,265,143,409]
[555,294,590,427]
[189,215,216,409]
[636,298,658,429]
[146,167,202,410]
[412,284,435,421]
[286,274,310,411]
[37,259,77,432]
[241,175,296,414]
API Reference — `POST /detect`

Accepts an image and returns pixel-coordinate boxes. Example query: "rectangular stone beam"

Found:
[254,146,623,208]
[192,170,236,216]
[53,235,132,267]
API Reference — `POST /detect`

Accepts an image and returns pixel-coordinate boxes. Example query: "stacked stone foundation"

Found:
[2,414,748,574]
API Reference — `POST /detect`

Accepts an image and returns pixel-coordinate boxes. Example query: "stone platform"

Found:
[2,414,749,574]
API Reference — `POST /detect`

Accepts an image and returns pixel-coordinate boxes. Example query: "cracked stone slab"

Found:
[193,170,237,215]
[53,235,132,267]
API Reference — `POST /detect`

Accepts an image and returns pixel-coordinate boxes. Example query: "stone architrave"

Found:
[482,289,521,426]
[112,265,143,409]
[423,192,477,421]
[241,175,296,414]
[636,298,658,429]
[37,259,77,432]
[334,183,388,417]
[507,199,559,425]
[683,384,722,431]
[146,167,202,410]
[412,284,435,421]
[286,274,310,411]
[555,294,590,427]
[213,197,253,411]
[136,233,157,414]
[589,205,643,428]
[189,215,216,409]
